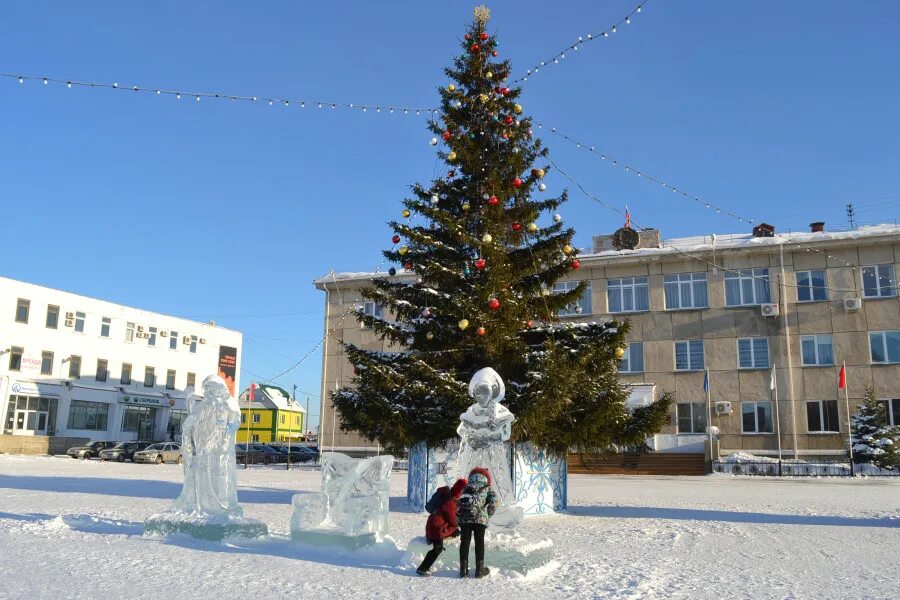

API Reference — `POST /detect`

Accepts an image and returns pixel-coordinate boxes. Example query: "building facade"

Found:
[236,384,305,443]
[0,276,242,447]
[314,224,900,459]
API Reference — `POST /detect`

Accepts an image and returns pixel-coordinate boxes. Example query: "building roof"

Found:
[313,224,900,285]
[238,383,305,412]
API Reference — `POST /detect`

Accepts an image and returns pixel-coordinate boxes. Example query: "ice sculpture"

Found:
[291,452,393,548]
[144,375,267,541]
[457,367,524,530]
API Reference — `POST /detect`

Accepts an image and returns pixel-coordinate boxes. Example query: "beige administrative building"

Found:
[314,223,900,460]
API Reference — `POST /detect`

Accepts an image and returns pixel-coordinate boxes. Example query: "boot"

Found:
[459,560,468,578]
[475,561,490,578]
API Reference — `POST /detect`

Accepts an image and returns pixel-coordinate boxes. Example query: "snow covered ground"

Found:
[0,455,897,600]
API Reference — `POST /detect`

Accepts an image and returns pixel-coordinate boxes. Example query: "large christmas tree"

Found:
[333,7,670,455]
[849,386,900,471]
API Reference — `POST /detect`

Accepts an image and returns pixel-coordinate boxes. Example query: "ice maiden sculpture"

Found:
[144,375,267,541]
[457,367,524,530]
[291,452,393,548]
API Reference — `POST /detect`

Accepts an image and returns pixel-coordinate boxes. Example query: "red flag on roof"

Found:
[249,383,257,400]
[838,366,846,390]
[624,205,631,229]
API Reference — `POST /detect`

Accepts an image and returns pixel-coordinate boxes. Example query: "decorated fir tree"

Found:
[333,7,670,455]
[849,386,899,471]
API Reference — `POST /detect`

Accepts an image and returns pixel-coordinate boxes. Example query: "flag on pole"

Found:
[703,369,709,392]
[249,382,256,401]
[624,205,631,229]
[770,366,776,390]
[838,365,847,390]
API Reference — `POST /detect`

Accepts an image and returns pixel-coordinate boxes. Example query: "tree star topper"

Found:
[473,5,491,25]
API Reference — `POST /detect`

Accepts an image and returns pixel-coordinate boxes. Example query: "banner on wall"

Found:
[217,346,238,397]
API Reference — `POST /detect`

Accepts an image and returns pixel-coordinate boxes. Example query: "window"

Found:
[121,406,154,432]
[186,372,196,388]
[737,337,769,369]
[69,355,81,378]
[73,311,85,333]
[121,363,132,385]
[280,414,286,424]
[96,359,108,382]
[675,340,704,371]
[862,264,896,298]
[15,298,30,323]
[676,403,707,434]
[100,317,111,338]
[252,414,260,424]
[41,351,53,375]
[869,331,900,364]
[251,434,259,443]
[363,302,383,318]
[725,268,771,306]
[876,399,900,426]
[796,270,828,302]
[240,413,246,424]
[144,366,155,387]
[67,400,109,431]
[806,400,839,432]
[664,272,708,310]
[148,327,157,347]
[295,416,301,426]
[46,305,59,329]
[189,335,198,353]
[742,401,773,433]
[9,346,24,371]
[554,281,592,316]
[166,369,176,390]
[125,322,135,342]
[618,343,644,373]
[607,277,649,313]
[801,334,834,366]
[169,331,178,350]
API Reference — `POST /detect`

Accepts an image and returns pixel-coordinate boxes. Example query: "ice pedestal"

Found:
[291,452,393,549]
[405,532,554,575]
[144,513,268,542]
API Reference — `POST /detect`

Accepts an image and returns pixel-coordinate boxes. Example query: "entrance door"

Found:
[138,419,154,441]
[13,410,47,435]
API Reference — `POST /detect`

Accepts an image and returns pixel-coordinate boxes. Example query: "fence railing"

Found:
[712,460,899,477]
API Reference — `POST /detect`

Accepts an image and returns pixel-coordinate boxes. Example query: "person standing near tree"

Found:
[416,478,468,576]
[456,467,497,578]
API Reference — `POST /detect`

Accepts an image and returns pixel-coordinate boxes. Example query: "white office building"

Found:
[0,276,242,450]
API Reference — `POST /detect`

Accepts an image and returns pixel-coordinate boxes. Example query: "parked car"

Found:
[98,441,153,462]
[235,443,284,464]
[133,443,182,464]
[267,444,317,463]
[67,441,118,459]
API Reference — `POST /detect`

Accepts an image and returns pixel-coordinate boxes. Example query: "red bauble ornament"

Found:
[476,326,486,336]
[474,258,486,269]
[488,298,501,310]
[502,132,509,140]
[571,259,581,269]
[492,50,499,57]
[448,170,456,177]
[531,168,539,176]
[391,235,400,244]
[442,131,452,141]
[480,32,488,41]
[512,222,522,231]
[525,320,533,329]
[488,195,499,206]
[504,115,514,125]
[464,34,471,40]
[404,262,413,270]
[501,87,510,96]
[470,43,480,52]
[512,178,523,188]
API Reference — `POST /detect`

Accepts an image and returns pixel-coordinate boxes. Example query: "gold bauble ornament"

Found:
[402,209,411,218]
[426,332,434,340]
[486,71,493,80]
[615,347,626,359]
[448,151,457,161]
[462,202,471,211]
[513,104,523,114]
[482,233,493,243]
[563,244,573,255]
[536,168,545,178]
[458,319,470,330]
[479,93,489,103]
[527,222,538,232]
[447,84,455,92]
[398,246,408,255]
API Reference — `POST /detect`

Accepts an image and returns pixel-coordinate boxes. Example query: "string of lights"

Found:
[1,72,439,116]
[539,122,898,287]
[513,1,649,84]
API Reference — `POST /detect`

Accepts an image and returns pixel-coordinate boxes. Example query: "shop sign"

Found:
[120,394,165,407]
[20,355,42,372]
[11,381,41,396]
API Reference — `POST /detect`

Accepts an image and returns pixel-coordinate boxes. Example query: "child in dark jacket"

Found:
[416,478,468,576]
[456,467,497,578]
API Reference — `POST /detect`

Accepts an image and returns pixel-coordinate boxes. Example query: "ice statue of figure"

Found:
[456,367,524,530]
[144,375,267,541]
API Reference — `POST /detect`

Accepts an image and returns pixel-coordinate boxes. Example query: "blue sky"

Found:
[2,1,898,429]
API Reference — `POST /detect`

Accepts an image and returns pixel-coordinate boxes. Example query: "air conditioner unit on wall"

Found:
[183,336,192,344]
[843,297,862,312]
[137,325,145,332]
[199,338,207,344]
[760,303,779,317]
[714,401,733,415]
[65,312,74,319]
[64,319,74,327]
[160,330,168,337]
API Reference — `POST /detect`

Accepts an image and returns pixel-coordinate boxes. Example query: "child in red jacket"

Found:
[416,478,468,576]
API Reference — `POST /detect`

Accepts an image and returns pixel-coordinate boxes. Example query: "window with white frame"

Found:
[125,322,135,342]
[806,400,839,432]
[742,401,773,433]
[252,413,260,424]
[869,330,900,364]
[725,268,771,306]
[361,302,383,329]
[801,334,834,366]
[796,270,828,302]
[664,272,708,310]
[121,363,132,385]
[41,351,53,375]
[166,369,176,390]
[100,316,111,338]
[676,403,707,434]
[618,342,644,373]
[189,335,198,353]
[675,340,704,371]
[861,264,896,298]
[169,331,178,350]
[144,366,155,387]
[607,277,649,313]
[876,399,900,426]
[554,280,592,316]
[46,305,59,329]
[74,311,86,333]
[95,359,108,382]
[737,337,769,369]
[251,434,259,443]
[148,326,157,347]
[15,298,30,323]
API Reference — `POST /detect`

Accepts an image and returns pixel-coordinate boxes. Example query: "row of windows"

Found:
[6,348,195,389]
[239,412,302,426]
[617,330,900,373]
[66,400,165,432]
[13,300,199,353]
[675,398,900,435]
[547,264,897,316]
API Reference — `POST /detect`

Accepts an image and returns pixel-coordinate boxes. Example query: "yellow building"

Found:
[236,384,305,444]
